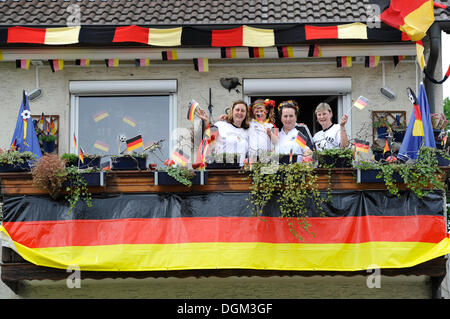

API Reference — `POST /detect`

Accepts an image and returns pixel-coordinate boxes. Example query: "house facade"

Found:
[1,0,450,299]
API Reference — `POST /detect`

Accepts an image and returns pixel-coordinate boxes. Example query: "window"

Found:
[70,80,177,167]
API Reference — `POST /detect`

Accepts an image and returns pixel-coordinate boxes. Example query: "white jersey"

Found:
[213,121,249,162]
[313,124,341,150]
[275,127,310,162]
[248,119,275,156]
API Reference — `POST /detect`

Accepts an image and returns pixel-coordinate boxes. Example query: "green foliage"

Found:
[444,97,450,130]
[61,153,79,166]
[39,134,57,143]
[0,150,35,165]
[165,166,195,186]
[314,148,353,168]
[354,147,446,198]
[248,162,326,241]
[64,166,93,215]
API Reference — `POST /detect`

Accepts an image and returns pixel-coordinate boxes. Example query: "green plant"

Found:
[314,148,353,168]
[61,153,79,166]
[64,166,93,214]
[0,150,36,165]
[164,165,195,186]
[39,134,57,143]
[354,147,446,198]
[247,162,326,241]
[373,117,390,129]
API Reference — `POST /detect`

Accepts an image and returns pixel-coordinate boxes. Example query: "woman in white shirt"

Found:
[196,100,250,164]
[275,100,312,162]
[248,99,279,159]
[312,102,349,150]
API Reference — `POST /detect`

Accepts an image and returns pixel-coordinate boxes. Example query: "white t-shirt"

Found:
[275,127,310,162]
[213,121,249,162]
[313,124,341,150]
[248,119,275,156]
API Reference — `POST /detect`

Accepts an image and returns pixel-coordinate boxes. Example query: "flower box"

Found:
[154,170,208,185]
[63,172,106,187]
[111,156,147,170]
[279,154,298,164]
[317,154,352,168]
[356,169,403,183]
[0,162,31,172]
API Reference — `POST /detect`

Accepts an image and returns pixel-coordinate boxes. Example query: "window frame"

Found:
[69,80,177,156]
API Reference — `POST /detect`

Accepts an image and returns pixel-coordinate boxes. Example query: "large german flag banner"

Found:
[1,191,450,272]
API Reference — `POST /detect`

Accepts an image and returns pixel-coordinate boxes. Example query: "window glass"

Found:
[78,95,170,166]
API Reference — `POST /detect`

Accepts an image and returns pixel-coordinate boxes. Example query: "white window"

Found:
[70,80,177,166]
[243,78,352,136]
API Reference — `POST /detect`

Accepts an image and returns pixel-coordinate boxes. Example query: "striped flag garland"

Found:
[336,56,352,68]
[135,58,150,67]
[393,55,405,68]
[193,58,209,72]
[353,96,368,110]
[365,56,380,68]
[75,59,90,66]
[16,59,30,70]
[162,50,178,61]
[220,47,236,59]
[277,46,294,58]
[126,135,144,152]
[248,47,265,58]
[105,58,119,67]
[49,59,64,72]
[187,100,199,122]
[308,44,322,57]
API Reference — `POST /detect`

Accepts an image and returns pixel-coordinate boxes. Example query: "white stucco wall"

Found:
[0,56,436,155]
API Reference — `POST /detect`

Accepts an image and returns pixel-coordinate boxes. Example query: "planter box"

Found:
[356,169,403,183]
[63,172,106,187]
[317,154,352,168]
[111,156,147,170]
[279,154,298,164]
[66,157,101,170]
[0,162,31,172]
[205,162,241,169]
[154,170,208,185]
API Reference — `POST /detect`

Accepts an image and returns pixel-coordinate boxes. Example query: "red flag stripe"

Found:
[3,215,447,248]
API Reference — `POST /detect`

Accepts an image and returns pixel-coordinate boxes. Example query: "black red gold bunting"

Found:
[0,24,406,47]
[424,64,450,85]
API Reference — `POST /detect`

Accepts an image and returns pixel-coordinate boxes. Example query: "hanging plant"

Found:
[64,166,93,214]
[247,162,326,241]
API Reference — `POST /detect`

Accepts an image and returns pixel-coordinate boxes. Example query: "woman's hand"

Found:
[196,107,210,122]
[339,114,348,127]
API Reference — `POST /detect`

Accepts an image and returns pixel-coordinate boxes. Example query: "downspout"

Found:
[424,22,441,113]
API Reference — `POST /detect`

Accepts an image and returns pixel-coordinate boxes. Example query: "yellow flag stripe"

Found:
[5,239,450,272]
[44,26,81,45]
[242,25,274,47]
[148,27,182,46]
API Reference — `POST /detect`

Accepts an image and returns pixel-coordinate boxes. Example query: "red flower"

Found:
[164,159,175,166]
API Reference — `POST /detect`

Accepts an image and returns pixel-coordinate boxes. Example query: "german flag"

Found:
[305,23,367,40]
[48,59,64,72]
[79,147,85,164]
[75,59,90,67]
[220,47,236,59]
[354,139,370,153]
[377,0,434,41]
[307,44,322,57]
[7,26,81,45]
[248,47,265,58]
[15,59,30,70]
[135,58,150,67]
[383,139,391,154]
[126,135,143,152]
[336,56,352,68]
[161,50,178,61]
[296,132,307,149]
[171,148,190,167]
[365,56,380,68]
[1,191,450,272]
[277,46,294,58]
[193,58,209,72]
[187,100,199,122]
[105,58,119,67]
[413,102,425,137]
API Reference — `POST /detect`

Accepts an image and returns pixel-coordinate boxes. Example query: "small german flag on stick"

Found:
[187,100,199,122]
[171,149,189,167]
[126,135,143,152]
[354,139,369,153]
